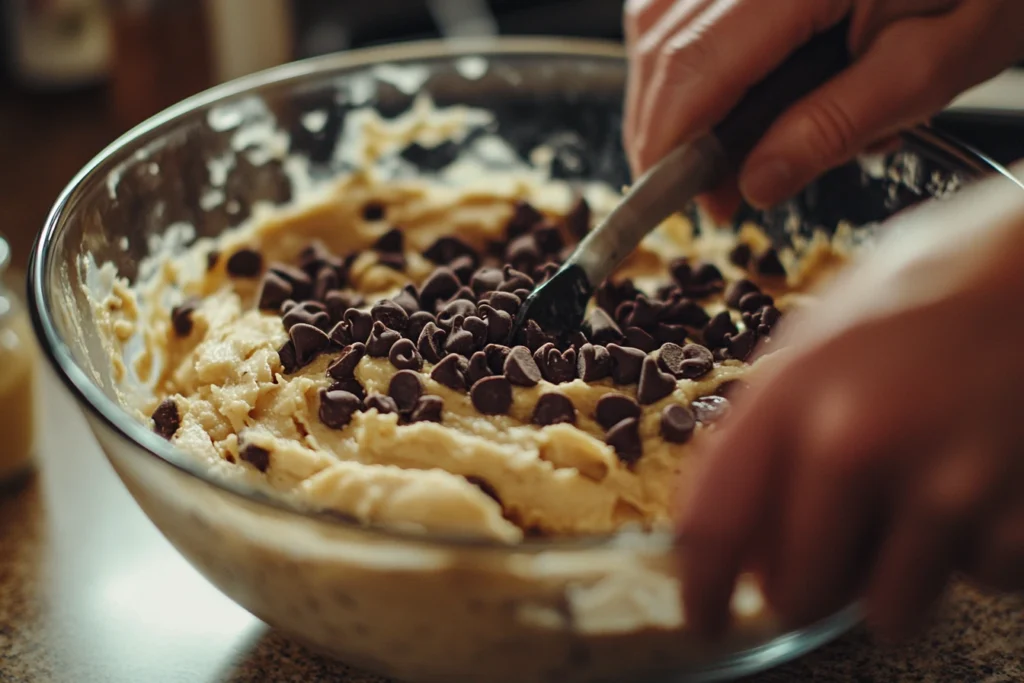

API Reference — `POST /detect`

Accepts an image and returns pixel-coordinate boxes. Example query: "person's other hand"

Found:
[676,164,1024,641]
[624,0,1024,210]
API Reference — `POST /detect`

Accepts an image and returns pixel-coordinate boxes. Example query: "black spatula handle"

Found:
[712,17,853,169]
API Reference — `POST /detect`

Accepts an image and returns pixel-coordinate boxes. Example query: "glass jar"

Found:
[0,235,37,487]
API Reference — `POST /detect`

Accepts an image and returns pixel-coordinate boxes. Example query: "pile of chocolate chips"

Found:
[159,197,782,464]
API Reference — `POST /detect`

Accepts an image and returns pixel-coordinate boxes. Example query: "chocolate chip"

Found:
[692,395,731,424]
[409,395,444,423]
[471,267,504,296]
[568,330,589,350]
[756,248,786,277]
[226,248,263,277]
[614,301,635,328]
[532,393,576,426]
[507,200,544,238]
[329,378,365,400]
[694,262,724,286]
[664,299,711,328]
[669,258,692,287]
[419,267,461,310]
[487,291,521,315]
[585,308,623,346]
[151,398,180,439]
[377,252,406,271]
[596,278,639,316]
[290,323,331,366]
[607,344,646,385]
[624,327,657,353]
[239,443,270,472]
[655,323,689,345]
[404,310,435,342]
[626,296,662,330]
[534,344,577,384]
[661,404,696,444]
[319,389,362,429]
[445,320,478,357]
[388,338,423,371]
[417,322,447,364]
[462,316,488,347]
[362,201,386,221]
[703,311,737,349]
[171,299,198,336]
[595,394,640,430]
[364,393,398,414]
[278,341,299,374]
[725,279,760,309]
[484,343,511,374]
[424,236,477,266]
[467,351,492,385]
[313,267,339,302]
[325,291,362,322]
[533,220,564,254]
[504,345,541,386]
[371,299,409,332]
[328,321,352,347]
[345,308,373,343]
[523,320,557,352]
[727,329,757,361]
[298,241,344,278]
[470,376,513,415]
[282,304,331,332]
[638,356,677,405]
[506,233,541,272]
[206,250,220,271]
[606,418,641,464]
[267,263,314,298]
[390,285,420,316]
[257,272,292,311]
[478,304,512,344]
[533,262,560,283]
[430,354,469,390]
[658,343,714,380]
[756,305,782,337]
[327,342,366,380]
[367,321,402,357]
[565,196,591,239]
[388,370,423,413]
[437,299,476,332]
[498,265,534,293]
[374,227,403,253]
[451,255,476,284]
[513,288,532,301]
[729,243,752,268]
[577,343,611,382]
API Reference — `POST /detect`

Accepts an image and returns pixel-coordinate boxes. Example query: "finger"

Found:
[768,381,890,629]
[740,4,1014,208]
[625,0,715,175]
[632,0,851,174]
[696,178,743,224]
[865,440,996,641]
[677,368,796,637]
[624,0,678,47]
[849,0,959,54]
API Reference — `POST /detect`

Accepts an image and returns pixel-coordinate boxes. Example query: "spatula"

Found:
[510,17,853,341]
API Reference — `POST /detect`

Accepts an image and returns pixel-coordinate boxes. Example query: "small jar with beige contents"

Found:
[0,236,37,487]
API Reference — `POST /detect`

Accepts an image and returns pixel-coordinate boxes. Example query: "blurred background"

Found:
[1,0,1022,273]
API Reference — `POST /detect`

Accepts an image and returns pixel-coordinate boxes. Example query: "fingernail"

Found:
[740,159,793,208]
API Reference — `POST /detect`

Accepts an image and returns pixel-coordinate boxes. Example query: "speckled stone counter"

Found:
[2,371,1022,683]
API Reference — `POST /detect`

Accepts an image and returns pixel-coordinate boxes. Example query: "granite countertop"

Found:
[0,368,1020,683]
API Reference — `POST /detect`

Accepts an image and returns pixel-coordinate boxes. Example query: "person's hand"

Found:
[676,165,1024,641]
[624,0,1024,211]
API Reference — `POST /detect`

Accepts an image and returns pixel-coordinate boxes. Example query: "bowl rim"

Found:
[27,36,1024,553]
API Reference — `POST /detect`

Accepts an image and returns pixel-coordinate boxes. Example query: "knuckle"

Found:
[796,97,861,165]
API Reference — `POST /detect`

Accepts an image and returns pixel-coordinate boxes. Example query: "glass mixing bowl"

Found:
[27,39,1023,683]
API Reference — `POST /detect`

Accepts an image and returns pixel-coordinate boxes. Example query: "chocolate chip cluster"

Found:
[157,196,783,466]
